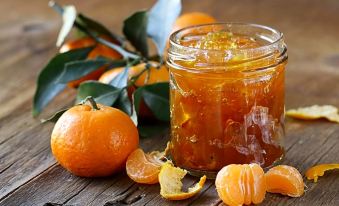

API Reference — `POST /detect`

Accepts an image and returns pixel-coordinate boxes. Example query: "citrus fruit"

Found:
[172,12,217,33]
[98,62,169,87]
[60,36,122,88]
[159,162,206,200]
[51,97,139,177]
[286,105,339,123]
[305,163,339,182]
[126,148,165,184]
[215,164,266,206]
[265,165,304,197]
[98,62,169,119]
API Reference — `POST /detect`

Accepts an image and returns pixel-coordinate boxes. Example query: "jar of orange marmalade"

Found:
[167,23,287,178]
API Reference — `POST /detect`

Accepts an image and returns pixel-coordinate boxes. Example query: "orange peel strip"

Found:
[286,105,339,123]
[305,164,339,183]
[159,162,207,200]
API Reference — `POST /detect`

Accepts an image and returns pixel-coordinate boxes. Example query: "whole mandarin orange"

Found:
[60,36,122,88]
[172,12,216,33]
[51,100,139,177]
[98,62,169,119]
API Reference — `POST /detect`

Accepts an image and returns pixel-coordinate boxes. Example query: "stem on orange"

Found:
[83,96,99,110]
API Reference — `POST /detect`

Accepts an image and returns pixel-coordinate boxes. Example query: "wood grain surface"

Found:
[0,0,338,205]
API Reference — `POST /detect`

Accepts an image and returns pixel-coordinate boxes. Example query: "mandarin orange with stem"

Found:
[172,12,216,33]
[51,97,139,177]
[99,62,169,119]
[215,164,266,206]
[60,36,122,88]
[265,165,304,197]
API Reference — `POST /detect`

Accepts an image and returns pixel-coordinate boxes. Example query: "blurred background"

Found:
[0,0,338,118]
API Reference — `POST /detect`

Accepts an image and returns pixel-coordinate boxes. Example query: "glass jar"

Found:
[167,23,287,178]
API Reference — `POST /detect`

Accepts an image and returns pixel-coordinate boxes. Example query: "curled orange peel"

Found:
[286,105,339,123]
[159,162,207,200]
[305,164,339,182]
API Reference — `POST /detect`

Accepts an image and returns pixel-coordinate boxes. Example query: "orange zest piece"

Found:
[126,148,165,184]
[286,105,339,123]
[265,165,304,197]
[215,164,266,206]
[159,162,206,200]
[305,164,339,182]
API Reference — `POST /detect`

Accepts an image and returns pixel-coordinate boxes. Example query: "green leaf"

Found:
[133,82,170,121]
[138,122,169,137]
[33,47,93,116]
[109,67,129,88]
[56,5,77,47]
[147,0,182,55]
[76,81,121,106]
[57,59,109,83]
[41,108,68,123]
[114,89,132,115]
[123,11,149,57]
[77,13,124,45]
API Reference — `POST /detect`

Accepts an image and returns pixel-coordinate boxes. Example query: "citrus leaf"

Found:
[114,89,132,115]
[56,5,77,47]
[138,123,168,137]
[147,0,181,55]
[133,82,170,121]
[41,108,68,123]
[76,81,121,106]
[33,47,93,116]
[57,59,109,83]
[109,67,129,88]
[77,13,124,45]
[142,83,170,121]
[123,11,149,57]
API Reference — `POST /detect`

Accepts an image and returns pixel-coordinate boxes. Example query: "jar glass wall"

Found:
[167,23,287,178]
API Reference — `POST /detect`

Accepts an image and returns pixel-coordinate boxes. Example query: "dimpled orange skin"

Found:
[60,36,122,88]
[51,104,139,177]
[265,165,304,197]
[215,164,266,206]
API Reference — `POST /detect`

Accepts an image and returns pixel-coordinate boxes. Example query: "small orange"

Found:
[60,36,122,88]
[126,148,165,184]
[51,97,139,177]
[265,165,304,197]
[172,12,216,34]
[215,164,266,206]
[99,62,169,119]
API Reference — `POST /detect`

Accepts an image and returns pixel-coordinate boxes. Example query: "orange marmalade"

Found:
[167,23,287,177]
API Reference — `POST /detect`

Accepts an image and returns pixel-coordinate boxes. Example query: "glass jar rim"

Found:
[169,22,284,54]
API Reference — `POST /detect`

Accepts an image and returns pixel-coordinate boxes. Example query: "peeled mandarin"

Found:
[215,164,266,206]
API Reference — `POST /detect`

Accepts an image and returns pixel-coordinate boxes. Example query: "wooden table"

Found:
[1,0,338,205]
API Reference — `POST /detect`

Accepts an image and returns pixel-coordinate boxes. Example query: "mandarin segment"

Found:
[305,164,339,183]
[159,162,206,200]
[286,105,339,123]
[126,148,165,184]
[265,165,304,197]
[215,164,266,206]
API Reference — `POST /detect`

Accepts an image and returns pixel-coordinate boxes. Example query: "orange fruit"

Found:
[98,62,169,119]
[265,165,304,197]
[215,164,266,206]
[172,12,216,33]
[306,163,339,182]
[60,36,122,88]
[126,148,165,184]
[51,99,139,177]
[159,162,206,200]
[286,105,339,123]
[98,62,169,87]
